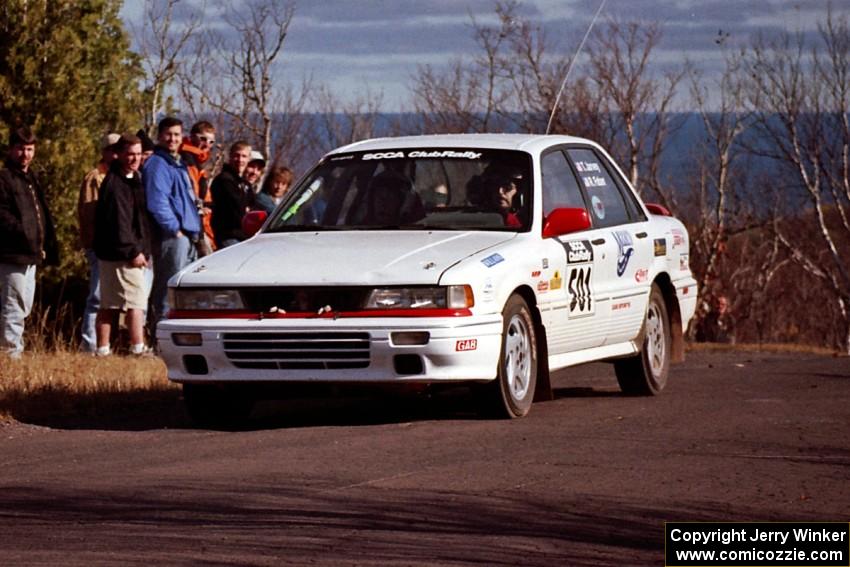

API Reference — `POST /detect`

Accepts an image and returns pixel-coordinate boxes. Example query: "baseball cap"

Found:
[101,132,121,150]
[248,150,266,166]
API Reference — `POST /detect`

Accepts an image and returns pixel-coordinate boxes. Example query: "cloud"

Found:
[286,17,479,56]
[121,0,841,111]
[294,0,498,24]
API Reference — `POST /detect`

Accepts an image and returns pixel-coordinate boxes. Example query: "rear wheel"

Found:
[483,294,537,418]
[182,383,254,428]
[615,284,670,395]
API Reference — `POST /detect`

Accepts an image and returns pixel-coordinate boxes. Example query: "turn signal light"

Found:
[172,332,203,346]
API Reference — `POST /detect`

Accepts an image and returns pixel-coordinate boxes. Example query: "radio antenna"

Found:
[545,0,607,135]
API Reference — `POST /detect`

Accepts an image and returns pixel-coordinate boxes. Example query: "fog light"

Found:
[394,354,424,375]
[390,331,430,346]
[183,355,208,375]
[172,332,203,346]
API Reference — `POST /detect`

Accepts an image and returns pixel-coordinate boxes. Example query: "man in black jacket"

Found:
[211,140,252,248]
[0,126,59,359]
[93,134,152,356]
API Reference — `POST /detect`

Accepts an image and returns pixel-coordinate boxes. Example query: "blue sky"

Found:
[121,0,840,111]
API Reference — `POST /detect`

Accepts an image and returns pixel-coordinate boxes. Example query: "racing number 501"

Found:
[568,266,592,315]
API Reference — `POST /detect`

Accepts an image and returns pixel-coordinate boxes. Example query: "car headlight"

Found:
[364,285,474,310]
[170,288,245,310]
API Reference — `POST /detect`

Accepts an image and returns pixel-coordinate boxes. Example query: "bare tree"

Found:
[685,54,755,331]
[409,1,604,138]
[312,85,385,155]
[741,8,850,352]
[134,0,202,134]
[412,60,491,134]
[409,5,681,202]
[192,0,311,168]
[176,25,230,128]
[719,223,790,343]
[411,1,518,133]
[493,4,604,138]
[228,0,290,159]
[585,20,684,207]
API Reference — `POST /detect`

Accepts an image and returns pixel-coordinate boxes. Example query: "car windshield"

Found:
[266,148,533,232]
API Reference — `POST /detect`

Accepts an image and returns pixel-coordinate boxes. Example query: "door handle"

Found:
[591,238,605,245]
[635,231,648,239]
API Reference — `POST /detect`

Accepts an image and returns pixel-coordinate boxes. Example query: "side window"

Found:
[614,172,647,222]
[567,148,630,228]
[541,150,586,217]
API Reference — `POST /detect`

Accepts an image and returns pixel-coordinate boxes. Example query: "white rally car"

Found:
[158,134,697,424]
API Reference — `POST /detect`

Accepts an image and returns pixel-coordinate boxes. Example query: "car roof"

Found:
[330,133,597,155]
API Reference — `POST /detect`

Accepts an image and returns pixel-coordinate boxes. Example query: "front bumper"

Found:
[157,314,503,384]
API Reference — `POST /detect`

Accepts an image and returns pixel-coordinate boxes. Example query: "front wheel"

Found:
[615,284,670,395]
[482,294,538,418]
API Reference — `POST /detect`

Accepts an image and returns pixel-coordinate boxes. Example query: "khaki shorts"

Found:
[99,260,149,311]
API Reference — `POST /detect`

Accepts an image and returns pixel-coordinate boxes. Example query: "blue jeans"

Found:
[0,263,36,357]
[80,248,100,352]
[149,234,197,333]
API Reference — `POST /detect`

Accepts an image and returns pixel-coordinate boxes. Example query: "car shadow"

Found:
[1,387,188,431]
[4,384,489,432]
[552,386,622,399]
[7,376,625,432]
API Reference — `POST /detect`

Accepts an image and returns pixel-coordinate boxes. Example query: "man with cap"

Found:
[0,126,59,359]
[77,132,120,353]
[244,150,265,194]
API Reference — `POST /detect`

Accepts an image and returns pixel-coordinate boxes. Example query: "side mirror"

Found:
[242,210,268,238]
[645,203,672,216]
[542,207,591,238]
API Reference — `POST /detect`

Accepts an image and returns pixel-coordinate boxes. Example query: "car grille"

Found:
[222,331,371,370]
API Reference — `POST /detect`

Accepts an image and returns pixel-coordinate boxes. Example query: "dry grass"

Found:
[24,297,79,353]
[0,351,180,426]
[0,298,186,427]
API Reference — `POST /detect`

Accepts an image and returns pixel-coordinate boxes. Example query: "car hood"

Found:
[175,231,516,287]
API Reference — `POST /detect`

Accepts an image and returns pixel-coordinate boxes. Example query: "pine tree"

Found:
[0,0,144,283]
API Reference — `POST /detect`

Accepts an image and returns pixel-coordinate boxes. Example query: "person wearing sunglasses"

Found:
[180,121,217,255]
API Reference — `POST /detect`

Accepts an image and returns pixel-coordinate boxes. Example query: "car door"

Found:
[565,147,653,345]
[538,148,615,353]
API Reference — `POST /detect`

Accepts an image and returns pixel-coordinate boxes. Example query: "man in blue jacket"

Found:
[144,117,201,335]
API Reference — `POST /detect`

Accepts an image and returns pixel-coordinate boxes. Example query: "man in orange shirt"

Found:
[180,121,216,256]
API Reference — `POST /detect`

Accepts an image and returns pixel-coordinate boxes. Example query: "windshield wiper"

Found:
[345,225,405,230]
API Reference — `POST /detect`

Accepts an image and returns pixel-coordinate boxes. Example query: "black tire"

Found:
[615,284,670,396]
[483,294,538,418]
[182,383,254,428]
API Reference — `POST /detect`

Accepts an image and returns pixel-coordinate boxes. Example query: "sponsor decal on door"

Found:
[613,230,634,277]
[564,239,593,264]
